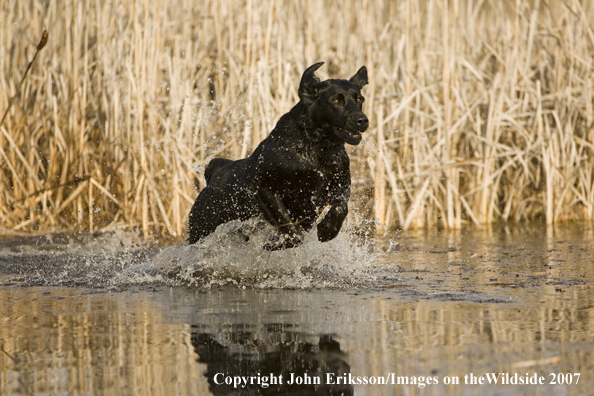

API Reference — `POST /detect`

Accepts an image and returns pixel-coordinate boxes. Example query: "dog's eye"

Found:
[333,99,339,104]
[356,98,361,103]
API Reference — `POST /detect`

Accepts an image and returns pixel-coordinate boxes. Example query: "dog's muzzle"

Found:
[335,114,368,145]
[335,128,363,145]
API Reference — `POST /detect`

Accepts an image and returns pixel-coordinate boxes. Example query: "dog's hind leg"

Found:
[187,187,228,244]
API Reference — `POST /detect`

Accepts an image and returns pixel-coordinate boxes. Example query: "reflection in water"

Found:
[0,285,592,395]
[191,330,352,395]
[0,224,593,395]
[0,288,206,395]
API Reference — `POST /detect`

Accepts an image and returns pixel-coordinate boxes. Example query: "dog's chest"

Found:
[297,147,346,176]
[287,150,347,200]
[300,149,337,167]
[255,142,348,194]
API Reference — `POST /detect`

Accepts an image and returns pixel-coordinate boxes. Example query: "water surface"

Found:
[1,223,593,395]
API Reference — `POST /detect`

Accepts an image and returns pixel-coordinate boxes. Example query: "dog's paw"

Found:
[263,237,302,251]
[263,226,303,250]
[236,229,250,242]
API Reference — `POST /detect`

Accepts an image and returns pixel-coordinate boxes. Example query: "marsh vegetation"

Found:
[1,0,593,238]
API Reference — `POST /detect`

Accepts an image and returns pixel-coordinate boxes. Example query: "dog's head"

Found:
[298,62,369,145]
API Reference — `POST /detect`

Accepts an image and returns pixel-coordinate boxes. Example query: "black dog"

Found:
[188,62,368,250]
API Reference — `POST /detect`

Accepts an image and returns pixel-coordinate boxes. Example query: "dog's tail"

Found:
[204,158,233,184]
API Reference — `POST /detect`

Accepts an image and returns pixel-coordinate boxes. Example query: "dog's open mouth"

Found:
[335,128,363,145]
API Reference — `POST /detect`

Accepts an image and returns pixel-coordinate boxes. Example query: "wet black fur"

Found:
[188,62,369,250]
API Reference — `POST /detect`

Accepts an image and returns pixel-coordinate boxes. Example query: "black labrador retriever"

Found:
[188,62,368,250]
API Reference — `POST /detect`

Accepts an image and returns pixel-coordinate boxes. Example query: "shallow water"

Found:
[1,223,593,395]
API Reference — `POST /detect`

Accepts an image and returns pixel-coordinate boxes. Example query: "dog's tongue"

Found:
[335,128,362,145]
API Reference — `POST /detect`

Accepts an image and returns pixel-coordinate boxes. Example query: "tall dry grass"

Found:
[1,0,593,238]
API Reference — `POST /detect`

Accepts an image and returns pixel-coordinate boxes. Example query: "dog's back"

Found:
[204,158,233,185]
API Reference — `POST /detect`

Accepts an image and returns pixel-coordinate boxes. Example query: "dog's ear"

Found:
[298,62,324,104]
[349,66,368,89]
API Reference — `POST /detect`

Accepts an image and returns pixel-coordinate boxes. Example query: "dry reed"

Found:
[1,0,593,238]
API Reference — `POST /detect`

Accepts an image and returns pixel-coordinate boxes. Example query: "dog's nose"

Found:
[356,116,369,130]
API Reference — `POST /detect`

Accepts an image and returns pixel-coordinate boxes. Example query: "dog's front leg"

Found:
[317,188,349,242]
[254,187,304,250]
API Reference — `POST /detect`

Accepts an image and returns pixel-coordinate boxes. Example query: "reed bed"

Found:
[1,0,593,238]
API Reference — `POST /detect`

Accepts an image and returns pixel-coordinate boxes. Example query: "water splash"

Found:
[116,219,383,289]
[1,221,385,290]
[0,230,156,288]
